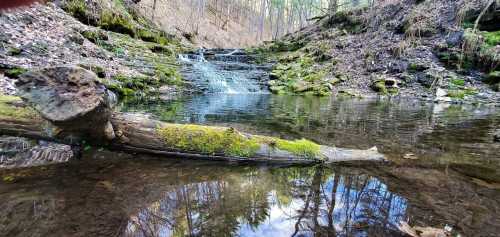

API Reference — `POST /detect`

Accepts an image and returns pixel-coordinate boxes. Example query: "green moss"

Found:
[451,79,465,86]
[482,31,500,47]
[155,64,183,86]
[2,175,15,183]
[373,81,388,94]
[81,30,109,44]
[99,11,136,37]
[4,67,27,78]
[0,94,37,120]
[269,40,305,52]
[461,29,499,71]
[63,0,90,24]
[447,88,476,99]
[157,124,322,159]
[106,74,150,96]
[275,139,320,159]
[270,55,330,96]
[7,47,22,56]
[157,124,261,157]
[137,29,171,45]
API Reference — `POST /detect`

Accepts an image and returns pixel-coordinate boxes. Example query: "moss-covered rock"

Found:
[0,94,37,120]
[269,54,331,96]
[81,29,109,43]
[7,47,22,56]
[4,67,28,79]
[99,11,136,37]
[155,64,183,86]
[460,29,500,72]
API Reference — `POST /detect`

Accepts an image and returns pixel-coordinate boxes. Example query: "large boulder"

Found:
[16,66,117,141]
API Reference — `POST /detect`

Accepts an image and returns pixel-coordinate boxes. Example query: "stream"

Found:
[1,49,500,236]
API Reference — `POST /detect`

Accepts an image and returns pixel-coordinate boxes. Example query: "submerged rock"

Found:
[0,136,74,169]
[16,66,117,141]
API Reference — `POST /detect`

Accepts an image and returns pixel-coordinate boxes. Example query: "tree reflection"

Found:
[124,167,408,237]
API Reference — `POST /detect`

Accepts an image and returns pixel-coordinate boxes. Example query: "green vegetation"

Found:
[269,54,332,96]
[157,124,321,159]
[483,31,500,47]
[62,0,89,24]
[372,80,388,95]
[100,11,136,37]
[460,29,499,72]
[273,138,320,159]
[485,71,499,84]
[7,47,22,56]
[155,64,183,86]
[158,124,261,157]
[4,67,28,78]
[0,94,37,120]
[107,74,149,96]
[451,78,465,87]
[107,63,182,96]
[81,30,109,44]
[447,88,477,99]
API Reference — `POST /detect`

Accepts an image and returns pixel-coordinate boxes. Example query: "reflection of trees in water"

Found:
[125,167,408,237]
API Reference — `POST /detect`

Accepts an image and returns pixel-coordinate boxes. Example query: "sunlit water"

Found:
[2,95,500,237]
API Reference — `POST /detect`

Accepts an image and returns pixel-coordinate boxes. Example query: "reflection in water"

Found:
[120,94,500,167]
[1,155,500,236]
[124,168,408,237]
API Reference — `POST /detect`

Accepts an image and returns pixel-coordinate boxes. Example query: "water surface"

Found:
[2,94,500,237]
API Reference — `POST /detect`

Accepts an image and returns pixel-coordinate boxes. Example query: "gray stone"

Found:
[16,66,116,141]
[0,136,74,169]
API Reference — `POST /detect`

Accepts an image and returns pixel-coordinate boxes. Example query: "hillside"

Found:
[133,0,272,48]
[254,0,500,103]
[0,0,189,97]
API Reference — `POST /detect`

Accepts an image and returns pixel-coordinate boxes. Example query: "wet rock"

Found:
[371,75,402,94]
[16,66,117,141]
[434,88,452,103]
[0,136,74,169]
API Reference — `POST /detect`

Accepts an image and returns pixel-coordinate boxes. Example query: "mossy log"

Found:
[0,110,385,164]
[0,66,386,164]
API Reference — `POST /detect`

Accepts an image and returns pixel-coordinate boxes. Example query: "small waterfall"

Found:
[179,48,269,94]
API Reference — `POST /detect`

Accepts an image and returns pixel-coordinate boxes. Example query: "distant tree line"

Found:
[149,0,374,41]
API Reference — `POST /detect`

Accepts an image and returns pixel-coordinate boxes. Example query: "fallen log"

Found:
[0,66,386,164]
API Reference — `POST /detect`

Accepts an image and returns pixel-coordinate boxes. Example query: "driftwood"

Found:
[0,66,386,165]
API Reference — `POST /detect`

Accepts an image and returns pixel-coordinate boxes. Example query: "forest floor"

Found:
[0,1,190,98]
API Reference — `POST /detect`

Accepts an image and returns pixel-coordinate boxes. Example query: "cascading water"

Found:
[179,48,270,94]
